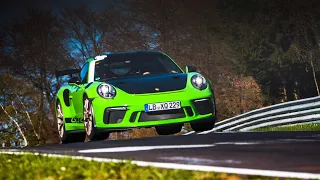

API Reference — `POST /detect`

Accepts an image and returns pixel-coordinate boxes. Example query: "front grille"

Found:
[193,99,214,115]
[139,109,186,122]
[103,109,126,124]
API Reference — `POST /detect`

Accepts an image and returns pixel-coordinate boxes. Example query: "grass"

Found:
[252,123,320,132]
[0,153,299,180]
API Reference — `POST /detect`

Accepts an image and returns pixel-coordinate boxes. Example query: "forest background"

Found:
[1,0,319,147]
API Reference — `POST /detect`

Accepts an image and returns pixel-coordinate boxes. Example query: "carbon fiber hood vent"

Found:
[107,73,187,94]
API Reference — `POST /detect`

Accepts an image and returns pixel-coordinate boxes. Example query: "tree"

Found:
[289,17,320,96]
[61,6,109,62]
[2,9,75,144]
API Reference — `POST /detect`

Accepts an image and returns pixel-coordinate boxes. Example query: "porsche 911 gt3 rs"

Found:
[55,51,216,143]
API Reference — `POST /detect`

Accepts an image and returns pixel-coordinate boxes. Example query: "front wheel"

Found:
[56,101,85,143]
[155,123,183,135]
[190,117,216,132]
[83,96,109,141]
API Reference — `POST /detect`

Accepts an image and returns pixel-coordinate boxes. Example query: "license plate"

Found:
[144,101,181,112]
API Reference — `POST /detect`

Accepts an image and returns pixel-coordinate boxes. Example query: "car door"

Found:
[70,63,89,120]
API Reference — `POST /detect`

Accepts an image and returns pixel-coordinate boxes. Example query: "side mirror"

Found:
[186,66,197,73]
[68,76,80,85]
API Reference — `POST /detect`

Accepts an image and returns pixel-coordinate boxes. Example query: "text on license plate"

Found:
[144,101,181,112]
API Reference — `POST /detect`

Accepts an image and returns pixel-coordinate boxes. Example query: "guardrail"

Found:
[199,96,320,134]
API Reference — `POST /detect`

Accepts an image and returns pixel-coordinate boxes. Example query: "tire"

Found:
[56,101,86,144]
[83,96,109,141]
[190,116,216,132]
[155,123,183,135]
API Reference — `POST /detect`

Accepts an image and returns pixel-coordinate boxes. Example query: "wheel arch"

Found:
[56,88,76,119]
[83,82,101,99]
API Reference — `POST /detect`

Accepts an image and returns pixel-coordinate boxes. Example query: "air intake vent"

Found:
[104,109,126,124]
[193,99,214,115]
[129,112,138,123]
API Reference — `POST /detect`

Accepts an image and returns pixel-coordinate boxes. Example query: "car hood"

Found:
[106,73,187,94]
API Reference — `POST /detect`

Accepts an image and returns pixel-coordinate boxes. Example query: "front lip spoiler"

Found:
[96,126,153,133]
[96,116,216,132]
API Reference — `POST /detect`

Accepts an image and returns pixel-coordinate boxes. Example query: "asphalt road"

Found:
[20,131,320,175]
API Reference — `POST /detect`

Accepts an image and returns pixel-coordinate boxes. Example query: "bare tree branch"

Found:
[14,93,40,141]
[0,104,28,147]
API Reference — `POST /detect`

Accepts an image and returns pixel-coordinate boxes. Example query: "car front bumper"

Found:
[91,88,216,129]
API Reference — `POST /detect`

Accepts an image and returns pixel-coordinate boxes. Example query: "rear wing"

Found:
[55,69,80,79]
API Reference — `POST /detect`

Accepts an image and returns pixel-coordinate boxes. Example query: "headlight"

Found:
[97,84,116,98]
[191,74,207,90]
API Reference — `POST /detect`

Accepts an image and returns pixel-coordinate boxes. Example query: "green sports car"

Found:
[55,51,216,143]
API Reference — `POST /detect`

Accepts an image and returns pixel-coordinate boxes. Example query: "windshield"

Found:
[94,53,182,81]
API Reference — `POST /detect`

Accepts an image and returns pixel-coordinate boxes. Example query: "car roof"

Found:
[86,50,166,64]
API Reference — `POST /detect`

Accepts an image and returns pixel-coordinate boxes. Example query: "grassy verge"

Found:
[253,123,320,132]
[0,153,298,180]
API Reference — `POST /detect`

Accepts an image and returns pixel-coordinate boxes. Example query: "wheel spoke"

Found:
[84,98,93,136]
[84,100,88,118]
[57,106,63,118]
[58,123,63,131]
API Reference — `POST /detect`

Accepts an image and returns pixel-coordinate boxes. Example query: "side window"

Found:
[80,63,89,83]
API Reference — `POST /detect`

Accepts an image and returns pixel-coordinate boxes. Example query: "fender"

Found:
[83,82,102,99]
[56,86,77,119]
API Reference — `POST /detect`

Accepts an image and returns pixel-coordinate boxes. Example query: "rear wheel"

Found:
[84,96,109,141]
[155,123,183,135]
[190,117,216,132]
[56,101,85,143]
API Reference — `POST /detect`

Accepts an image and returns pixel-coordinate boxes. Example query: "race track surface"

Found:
[22,131,320,174]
